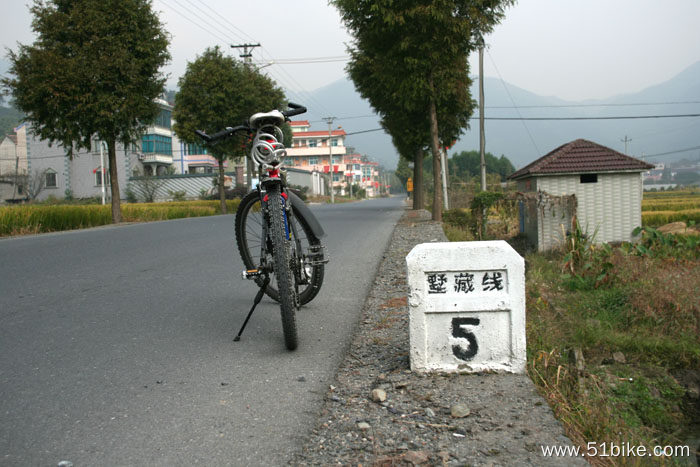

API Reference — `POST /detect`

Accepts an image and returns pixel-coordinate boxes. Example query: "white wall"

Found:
[537,172,643,246]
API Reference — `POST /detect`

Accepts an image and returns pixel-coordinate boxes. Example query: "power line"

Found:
[155,0,231,46]
[254,56,349,65]
[476,114,700,121]
[170,0,241,45]
[487,50,540,155]
[184,0,248,44]
[157,1,333,117]
[486,100,700,109]
[644,145,700,158]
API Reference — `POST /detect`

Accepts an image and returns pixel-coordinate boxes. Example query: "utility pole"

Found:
[99,141,106,205]
[441,147,449,210]
[230,43,260,69]
[12,154,19,200]
[478,37,486,192]
[322,117,336,204]
[621,135,632,155]
[232,43,261,189]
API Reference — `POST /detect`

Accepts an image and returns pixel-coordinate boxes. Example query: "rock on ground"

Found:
[292,209,586,466]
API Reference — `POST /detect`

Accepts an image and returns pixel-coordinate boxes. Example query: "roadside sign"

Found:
[407,178,413,192]
[406,241,526,373]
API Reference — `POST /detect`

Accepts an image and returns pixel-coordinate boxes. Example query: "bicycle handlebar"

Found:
[282,102,307,119]
[196,103,307,144]
[195,125,249,143]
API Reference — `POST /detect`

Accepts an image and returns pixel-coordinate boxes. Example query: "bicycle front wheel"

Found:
[235,190,324,306]
[266,185,298,350]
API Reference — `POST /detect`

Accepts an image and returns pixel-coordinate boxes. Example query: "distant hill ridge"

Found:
[302,60,700,169]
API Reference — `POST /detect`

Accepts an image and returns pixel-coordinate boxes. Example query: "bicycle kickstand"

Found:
[234,274,271,342]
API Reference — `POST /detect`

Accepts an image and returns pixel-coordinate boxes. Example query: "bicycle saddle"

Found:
[249,110,285,129]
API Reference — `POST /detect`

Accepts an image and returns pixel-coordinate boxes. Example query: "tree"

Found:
[449,150,515,181]
[333,0,514,221]
[173,47,285,214]
[2,0,170,223]
[21,169,48,200]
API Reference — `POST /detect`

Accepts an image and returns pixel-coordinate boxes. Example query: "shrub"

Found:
[168,190,187,201]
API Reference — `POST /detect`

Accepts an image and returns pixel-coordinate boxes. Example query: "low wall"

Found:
[128,173,236,202]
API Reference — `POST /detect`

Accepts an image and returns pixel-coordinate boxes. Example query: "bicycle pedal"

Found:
[242,269,264,280]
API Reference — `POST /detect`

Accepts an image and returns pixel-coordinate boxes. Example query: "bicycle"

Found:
[196,103,327,350]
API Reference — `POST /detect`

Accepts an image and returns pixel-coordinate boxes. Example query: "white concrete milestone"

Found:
[406,241,526,373]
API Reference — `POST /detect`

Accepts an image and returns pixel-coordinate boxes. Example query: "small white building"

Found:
[508,139,654,251]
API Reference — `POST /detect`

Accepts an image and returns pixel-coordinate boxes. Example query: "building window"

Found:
[308,139,317,148]
[155,109,172,129]
[142,134,172,155]
[580,174,598,184]
[308,157,318,165]
[186,143,207,155]
[95,167,109,186]
[45,170,57,188]
[354,164,361,171]
[331,139,339,147]
[332,173,340,182]
[346,164,352,171]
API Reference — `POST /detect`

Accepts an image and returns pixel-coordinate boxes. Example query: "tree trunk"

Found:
[107,138,122,223]
[413,147,424,210]
[428,74,442,222]
[218,160,227,214]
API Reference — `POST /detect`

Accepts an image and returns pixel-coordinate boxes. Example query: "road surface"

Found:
[0,196,405,465]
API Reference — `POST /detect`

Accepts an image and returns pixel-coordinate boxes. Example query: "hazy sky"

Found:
[2,0,699,103]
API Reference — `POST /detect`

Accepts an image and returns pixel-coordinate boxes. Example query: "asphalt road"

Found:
[0,196,406,466]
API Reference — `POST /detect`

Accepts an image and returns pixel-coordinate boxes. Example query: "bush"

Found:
[443,208,472,228]
[204,185,248,200]
[168,190,187,201]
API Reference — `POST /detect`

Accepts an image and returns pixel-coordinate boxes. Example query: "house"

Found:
[508,139,654,251]
[286,120,381,196]
[17,98,228,202]
[0,129,29,203]
[138,98,175,176]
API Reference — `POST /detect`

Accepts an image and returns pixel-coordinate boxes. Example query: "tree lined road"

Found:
[0,196,405,465]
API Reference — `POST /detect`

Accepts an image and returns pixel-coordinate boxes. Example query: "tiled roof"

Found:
[508,139,654,180]
[290,120,309,126]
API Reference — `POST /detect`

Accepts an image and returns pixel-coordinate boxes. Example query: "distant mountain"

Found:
[303,61,700,170]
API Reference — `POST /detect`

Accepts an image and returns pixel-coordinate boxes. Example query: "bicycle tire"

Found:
[235,190,325,305]
[266,185,298,350]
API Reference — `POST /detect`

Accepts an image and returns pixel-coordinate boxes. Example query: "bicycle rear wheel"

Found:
[235,190,324,305]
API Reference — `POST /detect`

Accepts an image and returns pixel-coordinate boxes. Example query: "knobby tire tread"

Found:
[267,186,298,350]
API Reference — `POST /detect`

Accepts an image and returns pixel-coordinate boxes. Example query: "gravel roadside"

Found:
[293,208,586,466]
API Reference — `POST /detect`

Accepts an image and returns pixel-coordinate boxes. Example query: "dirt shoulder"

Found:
[293,209,586,466]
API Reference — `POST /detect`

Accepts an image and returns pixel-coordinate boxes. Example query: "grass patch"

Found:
[642,208,700,227]
[525,249,699,456]
[441,206,700,460]
[0,199,241,236]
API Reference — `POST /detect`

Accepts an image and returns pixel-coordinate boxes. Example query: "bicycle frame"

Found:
[197,103,326,349]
